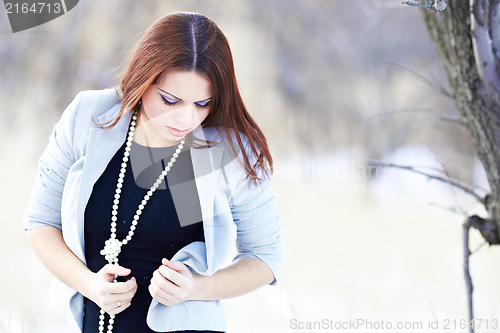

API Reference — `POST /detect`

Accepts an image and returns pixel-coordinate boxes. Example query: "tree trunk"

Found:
[421,0,500,240]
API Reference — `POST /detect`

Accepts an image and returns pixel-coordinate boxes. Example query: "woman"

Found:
[23,12,283,333]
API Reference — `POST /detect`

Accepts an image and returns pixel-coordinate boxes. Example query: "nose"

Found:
[173,104,194,126]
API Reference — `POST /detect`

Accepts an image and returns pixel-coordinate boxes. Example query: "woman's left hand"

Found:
[149,258,200,306]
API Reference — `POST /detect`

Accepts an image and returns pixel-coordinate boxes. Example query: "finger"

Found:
[158,265,185,287]
[148,282,176,306]
[108,277,137,294]
[153,269,179,294]
[107,299,132,315]
[101,264,131,278]
[162,258,188,272]
[151,270,177,299]
[101,284,137,308]
[101,281,138,307]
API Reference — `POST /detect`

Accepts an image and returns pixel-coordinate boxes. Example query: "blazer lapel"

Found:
[77,107,132,256]
[190,126,223,271]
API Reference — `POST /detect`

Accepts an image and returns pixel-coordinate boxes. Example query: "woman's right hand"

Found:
[84,264,138,315]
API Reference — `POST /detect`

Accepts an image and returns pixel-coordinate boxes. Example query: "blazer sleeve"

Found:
[23,92,84,231]
[226,141,284,286]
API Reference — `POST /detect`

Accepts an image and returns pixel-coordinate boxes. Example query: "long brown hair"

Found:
[104,12,272,183]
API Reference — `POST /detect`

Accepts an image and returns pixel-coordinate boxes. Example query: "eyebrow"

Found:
[157,88,212,103]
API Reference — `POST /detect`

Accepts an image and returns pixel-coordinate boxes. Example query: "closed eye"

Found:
[195,100,211,109]
[160,94,179,106]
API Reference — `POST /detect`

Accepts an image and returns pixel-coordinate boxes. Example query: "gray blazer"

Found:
[23,89,284,332]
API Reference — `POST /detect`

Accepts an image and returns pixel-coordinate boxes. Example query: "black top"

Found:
[83,138,207,333]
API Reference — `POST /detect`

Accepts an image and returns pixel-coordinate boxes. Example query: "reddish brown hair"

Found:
[105,12,272,183]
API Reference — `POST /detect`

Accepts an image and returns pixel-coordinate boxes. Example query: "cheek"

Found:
[143,100,169,122]
[197,110,210,123]
[143,101,160,119]
[141,90,163,118]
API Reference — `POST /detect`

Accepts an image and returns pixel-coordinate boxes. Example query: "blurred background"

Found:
[2,0,500,332]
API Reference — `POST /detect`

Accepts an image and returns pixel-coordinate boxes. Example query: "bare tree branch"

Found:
[402,0,447,12]
[439,116,465,126]
[368,159,487,203]
[387,62,455,99]
[463,216,475,333]
[428,202,469,216]
[363,107,439,122]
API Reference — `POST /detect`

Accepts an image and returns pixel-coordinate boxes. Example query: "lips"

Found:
[167,126,190,137]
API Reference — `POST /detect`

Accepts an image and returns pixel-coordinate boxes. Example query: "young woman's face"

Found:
[137,70,212,147]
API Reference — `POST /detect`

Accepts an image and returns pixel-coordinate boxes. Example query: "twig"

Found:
[439,116,465,126]
[402,1,447,12]
[463,216,476,333]
[471,241,487,253]
[363,107,439,122]
[368,159,486,204]
[388,62,454,98]
[364,109,467,128]
[402,1,435,11]
[427,202,469,216]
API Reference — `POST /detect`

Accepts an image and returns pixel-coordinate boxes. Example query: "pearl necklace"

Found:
[98,112,185,333]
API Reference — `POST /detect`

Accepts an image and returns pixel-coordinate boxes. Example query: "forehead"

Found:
[155,70,212,100]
